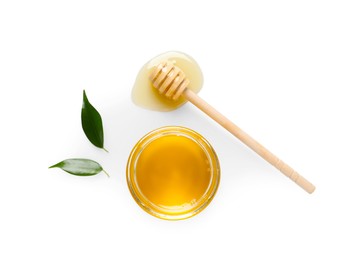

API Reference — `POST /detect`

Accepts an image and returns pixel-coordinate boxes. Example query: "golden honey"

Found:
[126,126,220,220]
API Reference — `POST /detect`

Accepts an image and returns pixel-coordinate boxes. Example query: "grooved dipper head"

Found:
[149,61,190,100]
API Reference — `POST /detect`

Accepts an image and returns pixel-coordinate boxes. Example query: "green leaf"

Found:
[81,90,107,152]
[49,158,109,177]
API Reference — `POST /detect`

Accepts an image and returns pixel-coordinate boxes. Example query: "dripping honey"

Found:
[127,126,220,220]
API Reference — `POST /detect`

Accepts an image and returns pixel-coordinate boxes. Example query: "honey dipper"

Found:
[149,61,316,194]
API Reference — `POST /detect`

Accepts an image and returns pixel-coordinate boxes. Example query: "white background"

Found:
[1,0,363,259]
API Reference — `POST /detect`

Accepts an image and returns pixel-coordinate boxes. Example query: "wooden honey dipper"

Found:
[149,61,316,194]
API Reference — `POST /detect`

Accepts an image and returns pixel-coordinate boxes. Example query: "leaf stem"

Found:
[102,169,110,178]
[102,147,109,153]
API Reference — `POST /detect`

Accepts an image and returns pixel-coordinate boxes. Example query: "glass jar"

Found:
[126,126,220,220]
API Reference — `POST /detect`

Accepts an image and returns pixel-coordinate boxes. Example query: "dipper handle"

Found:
[183,88,315,194]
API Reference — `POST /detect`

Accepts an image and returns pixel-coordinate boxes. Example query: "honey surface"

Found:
[135,135,211,210]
